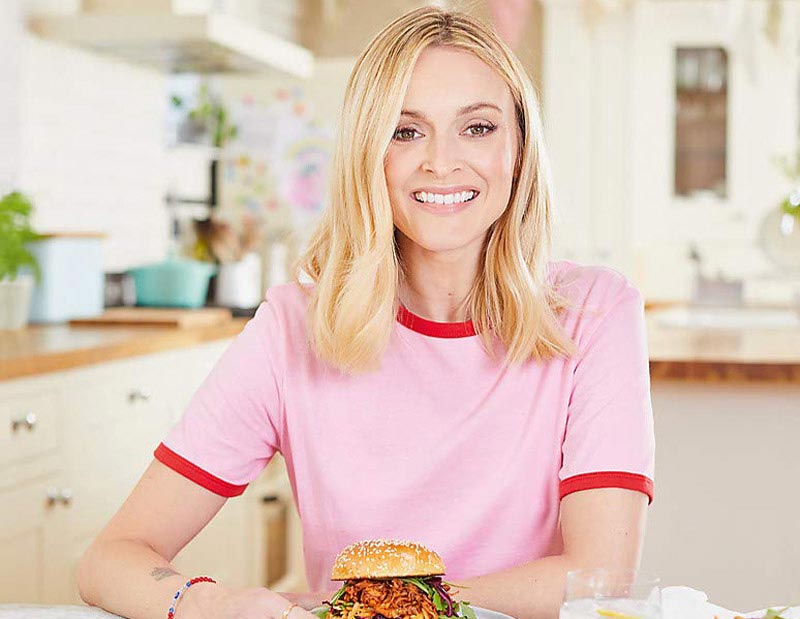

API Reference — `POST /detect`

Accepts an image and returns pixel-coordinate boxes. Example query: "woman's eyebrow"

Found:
[399,102,503,120]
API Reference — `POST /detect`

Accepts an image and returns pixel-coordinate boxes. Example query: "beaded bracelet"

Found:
[167,576,216,619]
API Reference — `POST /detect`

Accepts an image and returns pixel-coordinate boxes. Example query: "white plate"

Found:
[311,607,515,619]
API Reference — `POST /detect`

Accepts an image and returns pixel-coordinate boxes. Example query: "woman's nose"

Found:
[422,135,461,176]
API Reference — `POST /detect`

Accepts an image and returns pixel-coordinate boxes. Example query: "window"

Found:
[674,47,728,198]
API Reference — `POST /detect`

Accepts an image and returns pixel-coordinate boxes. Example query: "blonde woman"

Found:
[78,7,654,619]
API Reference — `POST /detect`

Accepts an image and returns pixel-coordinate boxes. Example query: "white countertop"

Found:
[2,588,798,619]
[0,605,120,618]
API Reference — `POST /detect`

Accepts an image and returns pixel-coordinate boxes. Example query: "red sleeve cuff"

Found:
[154,442,248,498]
[559,471,654,504]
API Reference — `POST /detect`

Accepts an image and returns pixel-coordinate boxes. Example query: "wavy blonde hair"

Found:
[297,6,578,374]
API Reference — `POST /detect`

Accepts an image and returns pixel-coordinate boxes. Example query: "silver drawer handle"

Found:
[46,487,73,507]
[128,388,151,403]
[11,412,38,432]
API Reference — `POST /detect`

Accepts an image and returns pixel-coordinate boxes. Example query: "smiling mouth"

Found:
[411,190,480,205]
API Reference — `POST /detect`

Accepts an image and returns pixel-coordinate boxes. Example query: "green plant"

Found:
[775,147,800,183]
[0,191,42,281]
[774,148,800,218]
[172,81,238,148]
[779,192,800,218]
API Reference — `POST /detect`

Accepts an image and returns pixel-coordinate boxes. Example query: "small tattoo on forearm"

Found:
[151,567,180,581]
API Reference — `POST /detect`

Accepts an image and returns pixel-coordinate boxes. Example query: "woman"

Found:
[78,7,654,619]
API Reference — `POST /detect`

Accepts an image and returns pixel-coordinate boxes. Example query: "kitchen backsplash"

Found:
[16,23,171,272]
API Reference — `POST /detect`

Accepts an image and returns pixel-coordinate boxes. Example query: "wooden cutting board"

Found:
[70,307,233,328]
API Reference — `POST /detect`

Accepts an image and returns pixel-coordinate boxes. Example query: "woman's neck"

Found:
[397,234,483,323]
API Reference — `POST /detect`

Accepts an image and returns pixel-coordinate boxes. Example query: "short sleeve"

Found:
[154,301,282,497]
[559,285,655,503]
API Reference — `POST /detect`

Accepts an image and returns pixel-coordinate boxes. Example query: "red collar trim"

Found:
[397,305,477,338]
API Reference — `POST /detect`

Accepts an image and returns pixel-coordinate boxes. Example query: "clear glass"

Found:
[559,569,661,619]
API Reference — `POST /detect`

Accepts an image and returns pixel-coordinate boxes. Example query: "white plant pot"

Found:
[0,273,35,330]
[215,252,262,309]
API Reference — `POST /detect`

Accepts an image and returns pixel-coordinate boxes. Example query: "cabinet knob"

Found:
[11,412,38,432]
[46,487,73,507]
[128,388,151,403]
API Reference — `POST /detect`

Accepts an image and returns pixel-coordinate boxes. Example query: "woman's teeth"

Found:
[413,190,477,205]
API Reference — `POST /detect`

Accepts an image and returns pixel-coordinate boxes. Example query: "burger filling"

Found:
[320,576,476,619]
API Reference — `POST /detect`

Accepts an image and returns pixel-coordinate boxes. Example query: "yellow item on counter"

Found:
[596,609,641,619]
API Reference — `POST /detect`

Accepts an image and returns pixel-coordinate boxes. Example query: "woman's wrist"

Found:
[174,580,225,619]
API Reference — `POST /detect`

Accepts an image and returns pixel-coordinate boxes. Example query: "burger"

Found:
[317,539,477,619]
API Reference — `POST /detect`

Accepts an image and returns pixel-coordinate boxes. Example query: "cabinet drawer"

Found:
[61,362,169,434]
[0,390,59,467]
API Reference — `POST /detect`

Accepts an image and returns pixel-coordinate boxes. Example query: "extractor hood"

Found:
[28,9,314,77]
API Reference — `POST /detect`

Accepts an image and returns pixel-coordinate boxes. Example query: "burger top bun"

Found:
[331,539,446,581]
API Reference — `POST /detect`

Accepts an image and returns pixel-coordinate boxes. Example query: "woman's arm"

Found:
[78,459,314,619]
[454,488,649,619]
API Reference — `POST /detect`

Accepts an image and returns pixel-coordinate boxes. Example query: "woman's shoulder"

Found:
[263,281,313,314]
[244,281,312,339]
[547,258,643,324]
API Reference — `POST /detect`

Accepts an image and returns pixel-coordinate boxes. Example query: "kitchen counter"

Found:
[0,318,248,381]
[0,605,120,618]
[2,307,799,383]
[646,308,800,383]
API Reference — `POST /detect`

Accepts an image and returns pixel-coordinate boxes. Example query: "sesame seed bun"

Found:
[331,539,446,580]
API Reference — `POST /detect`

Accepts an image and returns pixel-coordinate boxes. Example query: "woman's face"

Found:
[384,46,519,258]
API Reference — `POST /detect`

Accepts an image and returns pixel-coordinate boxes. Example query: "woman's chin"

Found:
[400,231,489,257]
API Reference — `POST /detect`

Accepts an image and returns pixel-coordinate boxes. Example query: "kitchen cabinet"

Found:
[0,339,306,605]
[0,467,68,604]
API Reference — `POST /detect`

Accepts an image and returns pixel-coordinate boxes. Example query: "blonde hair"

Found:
[297,6,578,374]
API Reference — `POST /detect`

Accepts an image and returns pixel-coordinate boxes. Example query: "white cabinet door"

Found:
[0,474,70,604]
[59,353,174,541]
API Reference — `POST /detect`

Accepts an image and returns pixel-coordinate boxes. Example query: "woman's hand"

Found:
[181,581,323,619]
[279,590,340,610]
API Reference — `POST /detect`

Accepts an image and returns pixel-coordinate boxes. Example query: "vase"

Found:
[0,273,35,330]
[758,205,800,273]
[215,252,262,309]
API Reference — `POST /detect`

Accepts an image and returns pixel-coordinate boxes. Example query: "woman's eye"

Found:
[466,123,496,137]
[393,127,420,141]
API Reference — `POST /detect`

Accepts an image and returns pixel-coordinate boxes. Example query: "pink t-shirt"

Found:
[155,260,654,590]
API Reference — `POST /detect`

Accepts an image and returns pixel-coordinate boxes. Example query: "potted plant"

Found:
[759,149,800,273]
[171,80,239,148]
[170,80,239,207]
[0,191,42,329]
[775,147,800,219]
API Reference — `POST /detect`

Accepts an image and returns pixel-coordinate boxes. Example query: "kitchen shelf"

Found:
[28,11,314,76]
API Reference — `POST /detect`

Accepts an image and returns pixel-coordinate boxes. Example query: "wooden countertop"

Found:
[2,307,799,383]
[0,318,248,381]
[646,309,800,383]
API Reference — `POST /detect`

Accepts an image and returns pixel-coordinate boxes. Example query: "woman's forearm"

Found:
[454,554,575,619]
[77,537,220,619]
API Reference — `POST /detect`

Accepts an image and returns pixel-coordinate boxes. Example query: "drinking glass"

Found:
[559,568,661,619]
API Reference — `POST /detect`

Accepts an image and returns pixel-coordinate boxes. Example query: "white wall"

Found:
[12,0,171,271]
[542,0,800,302]
[0,1,23,195]
[629,0,800,301]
